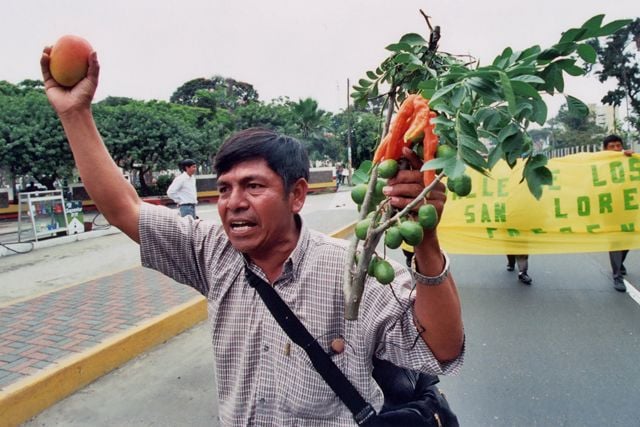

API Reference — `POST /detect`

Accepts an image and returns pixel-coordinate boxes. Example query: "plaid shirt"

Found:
[139,203,463,426]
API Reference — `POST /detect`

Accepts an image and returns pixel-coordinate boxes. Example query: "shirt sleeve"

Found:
[138,202,214,296]
[360,263,465,376]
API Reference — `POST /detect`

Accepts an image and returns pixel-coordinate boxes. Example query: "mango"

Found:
[49,35,93,87]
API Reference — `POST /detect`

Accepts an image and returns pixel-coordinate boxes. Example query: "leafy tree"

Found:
[288,98,334,161]
[331,109,383,167]
[94,100,208,196]
[591,18,640,134]
[547,104,606,148]
[0,80,73,199]
[170,76,259,111]
[233,97,298,136]
[289,98,328,139]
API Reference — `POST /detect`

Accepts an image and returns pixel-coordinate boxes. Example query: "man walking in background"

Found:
[167,159,198,218]
[602,134,633,292]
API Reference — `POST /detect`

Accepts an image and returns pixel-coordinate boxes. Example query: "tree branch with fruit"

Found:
[342,12,633,320]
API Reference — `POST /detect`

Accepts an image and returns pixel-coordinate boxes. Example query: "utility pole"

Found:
[346,78,353,186]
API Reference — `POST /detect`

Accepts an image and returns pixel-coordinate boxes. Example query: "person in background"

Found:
[167,159,197,218]
[335,163,344,189]
[602,134,633,292]
[24,181,38,192]
[506,255,532,285]
[401,241,414,267]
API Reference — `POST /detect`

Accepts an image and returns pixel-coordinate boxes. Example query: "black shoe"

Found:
[506,265,515,272]
[620,265,627,276]
[613,278,626,292]
[518,272,532,285]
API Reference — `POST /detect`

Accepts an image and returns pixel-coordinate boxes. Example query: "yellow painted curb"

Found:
[329,220,356,240]
[0,295,206,427]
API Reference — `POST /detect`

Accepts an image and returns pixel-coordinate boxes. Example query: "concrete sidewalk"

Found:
[0,269,207,427]
[0,190,358,426]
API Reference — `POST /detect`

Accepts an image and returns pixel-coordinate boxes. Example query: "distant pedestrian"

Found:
[24,181,38,192]
[167,159,198,218]
[506,255,532,285]
[341,166,349,186]
[602,134,633,292]
[335,163,344,188]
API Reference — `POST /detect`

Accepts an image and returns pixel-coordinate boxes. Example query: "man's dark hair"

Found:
[603,134,623,149]
[179,159,196,172]
[214,128,310,192]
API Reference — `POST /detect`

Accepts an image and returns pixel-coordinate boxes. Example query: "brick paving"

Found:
[0,267,201,390]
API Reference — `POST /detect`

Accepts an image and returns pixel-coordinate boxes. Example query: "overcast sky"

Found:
[3,1,638,118]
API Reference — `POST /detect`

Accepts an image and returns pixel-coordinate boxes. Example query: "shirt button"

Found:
[259,398,266,404]
[263,345,269,352]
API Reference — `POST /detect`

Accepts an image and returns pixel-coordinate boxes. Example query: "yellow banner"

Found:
[439,151,640,254]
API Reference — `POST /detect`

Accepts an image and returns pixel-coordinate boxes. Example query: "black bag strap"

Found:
[244,267,376,425]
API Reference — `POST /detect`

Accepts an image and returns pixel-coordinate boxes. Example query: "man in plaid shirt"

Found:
[41,48,464,426]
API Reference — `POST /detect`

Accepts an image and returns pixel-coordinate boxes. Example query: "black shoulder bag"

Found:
[245,268,459,427]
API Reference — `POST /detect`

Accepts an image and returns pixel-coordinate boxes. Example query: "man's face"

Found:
[185,164,197,176]
[216,158,307,258]
[605,140,624,151]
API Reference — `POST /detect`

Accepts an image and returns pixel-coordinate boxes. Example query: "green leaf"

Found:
[593,19,633,37]
[580,14,605,33]
[487,145,504,169]
[394,52,421,66]
[352,161,372,185]
[460,145,489,172]
[538,48,561,62]
[429,83,459,104]
[422,156,457,172]
[456,115,487,154]
[370,83,379,98]
[417,80,437,91]
[465,77,501,99]
[511,75,545,84]
[366,71,378,80]
[430,116,455,128]
[554,59,584,77]
[577,43,597,64]
[358,79,372,88]
[497,123,519,142]
[525,153,548,170]
[531,98,548,126]
[524,160,553,200]
[460,113,476,124]
[541,63,565,93]
[399,33,427,46]
[385,42,411,52]
[451,86,466,109]
[511,81,541,99]
[551,42,577,56]
[493,47,514,68]
[559,28,587,44]
[423,157,466,180]
[514,101,533,118]
[499,72,517,115]
[429,100,455,116]
[565,95,589,117]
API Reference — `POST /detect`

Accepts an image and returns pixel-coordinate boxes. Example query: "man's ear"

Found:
[290,178,308,214]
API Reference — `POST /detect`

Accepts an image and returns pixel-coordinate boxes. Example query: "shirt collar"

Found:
[241,214,309,284]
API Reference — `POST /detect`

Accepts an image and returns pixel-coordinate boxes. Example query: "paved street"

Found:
[3,189,640,426]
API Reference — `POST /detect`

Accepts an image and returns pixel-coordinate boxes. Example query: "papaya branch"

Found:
[345,12,634,320]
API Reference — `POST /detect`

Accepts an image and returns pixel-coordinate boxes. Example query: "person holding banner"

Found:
[603,134,634,292]
[506,255,532,285]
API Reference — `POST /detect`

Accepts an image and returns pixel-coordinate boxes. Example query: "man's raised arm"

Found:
[41,48,141,242]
